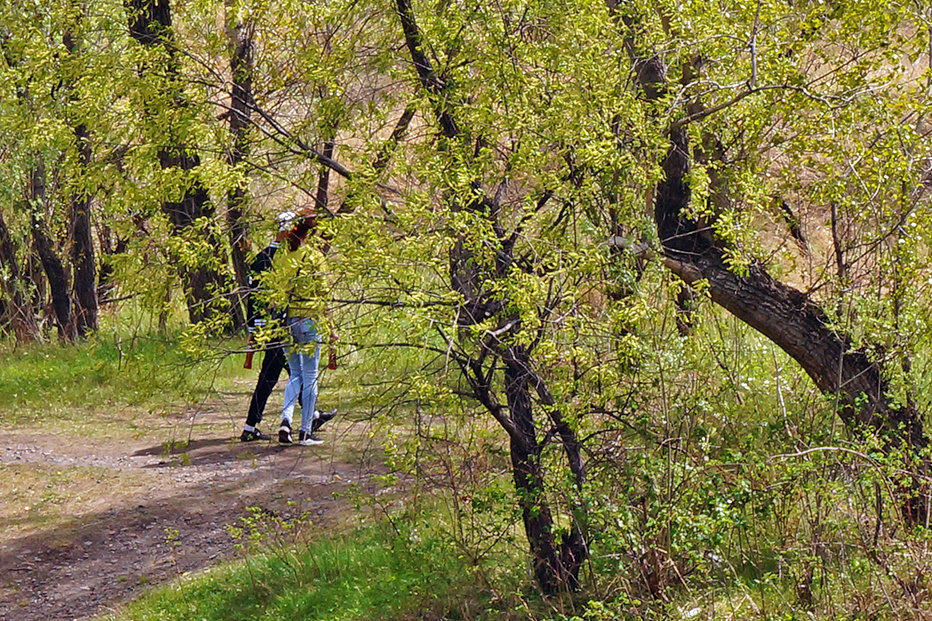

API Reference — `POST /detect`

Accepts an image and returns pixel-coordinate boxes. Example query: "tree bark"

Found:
[95,221,128,300]
[505,347,568,594]
[505,345,586,594]
[665,249,926,447]
[315,137,335,212]
[157,150,228,326]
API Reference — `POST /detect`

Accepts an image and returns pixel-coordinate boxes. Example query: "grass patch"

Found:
[107,515,490,621]
[0,336,174,412]
[0,332,246,426]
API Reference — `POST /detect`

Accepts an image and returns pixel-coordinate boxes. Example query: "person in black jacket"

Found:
[239,211,335,441]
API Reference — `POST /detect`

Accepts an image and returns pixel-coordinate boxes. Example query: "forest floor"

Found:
[0,379,386,621]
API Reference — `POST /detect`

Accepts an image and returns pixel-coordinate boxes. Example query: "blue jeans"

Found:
[281,317,320,434]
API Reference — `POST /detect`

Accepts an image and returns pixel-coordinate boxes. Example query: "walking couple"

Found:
[240,210,338,446]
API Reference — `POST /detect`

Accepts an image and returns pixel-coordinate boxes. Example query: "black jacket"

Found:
[245,240,283,334]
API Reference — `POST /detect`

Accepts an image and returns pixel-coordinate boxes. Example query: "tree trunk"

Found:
[29,162,77,341]
[96,221,127,300]
[315,137,335,212]
[661,224,929,522]
[629,51,930,520]
[0,211,39,341]
[395,0,588,590]
[64,0,98,337]
[126,0,231,327]
[224,8,254,330]
[505,345,584,594]
[157,153,228,326]
[126,0,171,46]
[68,123,98,336]
[665,250,926,451]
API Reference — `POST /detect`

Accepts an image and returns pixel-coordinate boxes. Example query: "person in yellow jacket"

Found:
[257,211,335,446]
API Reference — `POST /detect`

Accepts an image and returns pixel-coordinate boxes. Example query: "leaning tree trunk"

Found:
[665,251,928,452]
[126,0,231,326]
[29,161,77,341]
[632,49,929,519]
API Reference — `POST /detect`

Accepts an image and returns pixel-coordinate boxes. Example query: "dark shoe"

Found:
[240,428,270,442]
[278,423,293,445]
[311,408,337,432]
[298,430,323,446]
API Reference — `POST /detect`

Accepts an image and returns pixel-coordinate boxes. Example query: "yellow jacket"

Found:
[257,243,328,320]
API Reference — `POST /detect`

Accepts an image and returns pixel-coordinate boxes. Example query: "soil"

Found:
[0,393,385,621]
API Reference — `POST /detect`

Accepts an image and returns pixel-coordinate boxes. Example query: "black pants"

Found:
[244,344,289,428]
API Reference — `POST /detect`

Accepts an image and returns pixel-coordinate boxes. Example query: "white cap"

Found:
[277,210,297,231]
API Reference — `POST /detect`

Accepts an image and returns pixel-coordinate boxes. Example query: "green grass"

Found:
[106,517,489,621]
[0,331,246,425]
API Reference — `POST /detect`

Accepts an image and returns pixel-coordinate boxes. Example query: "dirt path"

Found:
[0,398,383,621]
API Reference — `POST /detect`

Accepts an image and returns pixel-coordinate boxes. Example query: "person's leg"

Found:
[279,349,302,443]
[297,343,321,435]
[281,351,301,425]
[244,344,286,429]
[311,407,337,432]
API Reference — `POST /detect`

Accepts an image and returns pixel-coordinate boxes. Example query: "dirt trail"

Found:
[0,400,382,621]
